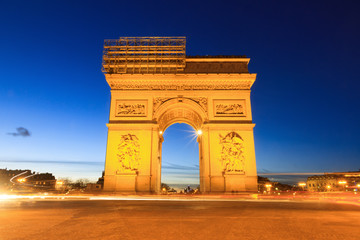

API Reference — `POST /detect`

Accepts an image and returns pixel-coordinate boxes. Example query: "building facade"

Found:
[0,168,56,191]
[307,171,360,192]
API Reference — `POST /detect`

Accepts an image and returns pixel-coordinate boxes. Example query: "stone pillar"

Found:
[205,123,258,193]
[103,124,157,193]
[199,127,211,193]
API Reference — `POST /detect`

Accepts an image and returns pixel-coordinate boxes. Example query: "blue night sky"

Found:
[1,0,359,184]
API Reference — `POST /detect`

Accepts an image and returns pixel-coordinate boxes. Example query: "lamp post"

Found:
[265,184,272,194]
[338,180,347,191]
[17,178,26,183]
[298,182,306,191]
[55,180,64,190]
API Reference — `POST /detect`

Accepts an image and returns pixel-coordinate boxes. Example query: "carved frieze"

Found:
[116,134,140,174]
[108,80,253,90]
[115,100,147,117]
[153,97,208,114]
[153,97,172,114]
[213,99,246,117]
[219,132,245,174]
[158,109,202,130]
[191,97,208,113]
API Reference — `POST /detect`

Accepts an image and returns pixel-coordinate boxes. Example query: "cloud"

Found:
[7,127,31,137]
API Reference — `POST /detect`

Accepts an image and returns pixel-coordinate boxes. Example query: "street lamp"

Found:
[55,180,64,190]
[17,178,26,183]
[265,184,272,193]
[298,182,306,190]
[56,181,64,185]
[338,180,347,191]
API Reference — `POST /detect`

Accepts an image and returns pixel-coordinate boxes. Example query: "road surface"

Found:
[0,198,359,240]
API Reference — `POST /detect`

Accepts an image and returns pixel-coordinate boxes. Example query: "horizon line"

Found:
[258,172,324,176]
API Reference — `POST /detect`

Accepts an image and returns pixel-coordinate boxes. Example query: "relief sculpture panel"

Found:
[153,97,172,113]
[219,132,245,174]
[115,100,147,117]
[153,97,208,114]
[191,97,208,113]
[213,99,246,117]
[116,134,140,174]
[158,108,202,130]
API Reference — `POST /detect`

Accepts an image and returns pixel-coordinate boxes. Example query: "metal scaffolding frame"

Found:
[102,37,186,74]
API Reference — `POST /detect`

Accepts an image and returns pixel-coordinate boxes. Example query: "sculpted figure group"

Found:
[116,134,140,173]
[219,132,245,173]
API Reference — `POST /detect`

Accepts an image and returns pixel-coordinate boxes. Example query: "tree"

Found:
[161,183,170,191]
[74,178,91,189]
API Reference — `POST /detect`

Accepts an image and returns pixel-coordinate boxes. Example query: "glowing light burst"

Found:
[182,128,200,145]
[163,124,200,148]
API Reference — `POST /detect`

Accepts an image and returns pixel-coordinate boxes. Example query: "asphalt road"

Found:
[0,199,359,240]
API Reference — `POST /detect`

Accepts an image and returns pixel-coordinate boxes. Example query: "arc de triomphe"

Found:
[101,37,257,193]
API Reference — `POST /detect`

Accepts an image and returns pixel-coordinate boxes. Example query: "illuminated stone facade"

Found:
[307,172,360,192]
[102,44,258,193]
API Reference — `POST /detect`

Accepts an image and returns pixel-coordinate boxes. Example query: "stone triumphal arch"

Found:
[102,37,257,193]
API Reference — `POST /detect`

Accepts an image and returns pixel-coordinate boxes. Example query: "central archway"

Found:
[154,98,207,193]
[154,97,207,132]
[160,123,200,193]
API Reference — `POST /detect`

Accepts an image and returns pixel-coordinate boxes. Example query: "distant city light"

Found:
[338,181,347,184]
[298,182,306,187]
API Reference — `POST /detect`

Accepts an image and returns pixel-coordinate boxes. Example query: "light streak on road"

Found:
[335,200,360,207]
[0,193,358,208]
[23,173,37,179]
[9,171,30,184]
[0,194,294,202]
[8,172,49,187]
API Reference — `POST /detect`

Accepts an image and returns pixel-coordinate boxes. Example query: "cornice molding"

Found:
[186,58,250,63]
[105,74,256,90]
